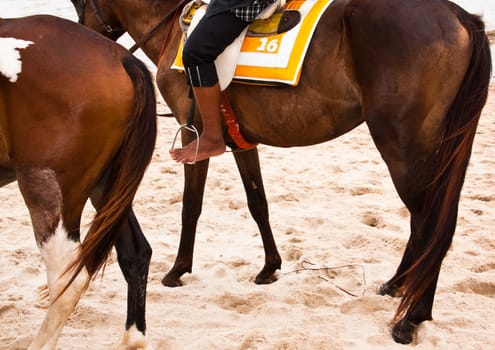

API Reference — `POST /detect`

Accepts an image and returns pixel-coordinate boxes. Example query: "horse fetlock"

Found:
[267,254,282,269]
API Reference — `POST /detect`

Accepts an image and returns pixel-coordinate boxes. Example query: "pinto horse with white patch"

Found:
[0,15,156,349]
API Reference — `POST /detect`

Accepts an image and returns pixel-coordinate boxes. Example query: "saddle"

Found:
[180,0,301,90]
[181,0,301,37]
[247,10,301,36]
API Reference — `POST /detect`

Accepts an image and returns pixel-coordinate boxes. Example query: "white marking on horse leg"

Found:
[0,37,33,82]
[115,324,154,350]
[28,223,89,350]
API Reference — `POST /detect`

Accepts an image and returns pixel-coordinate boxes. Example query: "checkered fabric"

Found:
[231,0,277,22]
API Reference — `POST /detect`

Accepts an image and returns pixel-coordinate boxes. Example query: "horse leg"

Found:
[366,113,466,344]
[232,148,281,284]
[391,274,440,344]
[29,239,89,350]
[392,163,466,344]
[89,186,152,349]
[376,192,441,336]
[113,210,153,349]
[162,160,210,287]
[378,214,424,297]
[16,168,89,350]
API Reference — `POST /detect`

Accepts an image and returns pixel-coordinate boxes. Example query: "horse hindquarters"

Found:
[343,0,491,343]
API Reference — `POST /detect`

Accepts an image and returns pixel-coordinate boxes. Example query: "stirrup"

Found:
[171,124,200,165]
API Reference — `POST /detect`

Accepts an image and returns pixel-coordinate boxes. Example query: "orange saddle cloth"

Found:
[171,0,335,86]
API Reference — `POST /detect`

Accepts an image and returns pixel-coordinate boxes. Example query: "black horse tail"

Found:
[396,9,492,319]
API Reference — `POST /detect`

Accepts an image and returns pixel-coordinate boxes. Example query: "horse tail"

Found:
[396,10,492,319]
[71,55,157,283]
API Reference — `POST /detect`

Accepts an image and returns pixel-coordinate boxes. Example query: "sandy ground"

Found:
[1,2,495,349]
[1,86,494,349]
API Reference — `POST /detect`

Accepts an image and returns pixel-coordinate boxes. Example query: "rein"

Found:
[76,0,125,33]
[83,0,188,53]
[157,9,181,62]
[88,0,117,33]
[128,0,188,54]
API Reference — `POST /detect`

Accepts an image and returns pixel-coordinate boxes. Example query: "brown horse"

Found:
[0,14,156,349]
[72,0,492,344]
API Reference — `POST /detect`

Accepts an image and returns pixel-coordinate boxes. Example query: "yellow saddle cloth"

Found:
[171,0,334,86]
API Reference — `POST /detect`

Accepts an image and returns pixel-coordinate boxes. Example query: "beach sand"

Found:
[1,86,494,348]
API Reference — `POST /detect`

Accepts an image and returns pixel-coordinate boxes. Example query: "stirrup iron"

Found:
[171,124,200,165]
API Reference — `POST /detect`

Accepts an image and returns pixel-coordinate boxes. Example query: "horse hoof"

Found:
[255,273,278,285]
[378,282,402,297]
[378,282,393,296]
[161,273,184,288]
[392,319,416,344]
[254,266,279,284]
